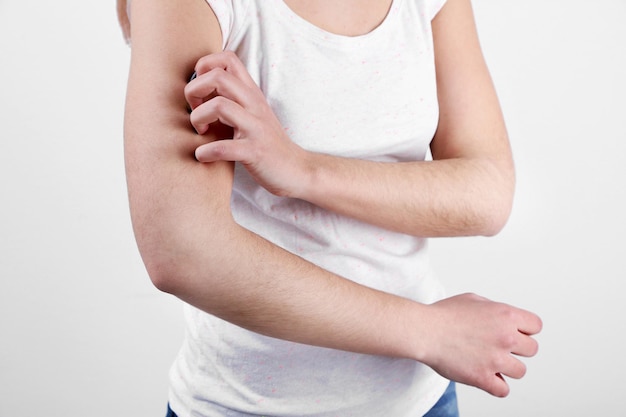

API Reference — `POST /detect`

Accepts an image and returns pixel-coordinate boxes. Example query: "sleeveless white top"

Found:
[169,1,450,415]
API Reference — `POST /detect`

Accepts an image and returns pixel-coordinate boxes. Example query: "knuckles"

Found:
[186,68,228,97]
[208,95,230,113]
[195,50,242,75]
[189,96,231,133]
[222,50,240,67]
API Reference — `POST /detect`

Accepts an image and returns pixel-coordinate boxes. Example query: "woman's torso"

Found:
[169,1,450,416]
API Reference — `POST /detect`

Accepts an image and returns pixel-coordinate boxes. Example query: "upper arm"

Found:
[124,0,233,209]
[123,0,236,281]
[124,0,227,154]
[430,0,512,167]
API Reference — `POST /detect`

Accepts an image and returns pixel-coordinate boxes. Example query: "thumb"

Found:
[485,373,510,398]
[195,140,249,163]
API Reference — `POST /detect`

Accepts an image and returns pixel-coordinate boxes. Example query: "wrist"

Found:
[401,300,435,363]
[371,296,435,362]
[287,148,317,200]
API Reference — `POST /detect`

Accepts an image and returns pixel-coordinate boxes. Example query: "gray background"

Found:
[1,0,624,415]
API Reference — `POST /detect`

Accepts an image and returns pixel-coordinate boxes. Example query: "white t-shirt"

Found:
[169,0,450,415]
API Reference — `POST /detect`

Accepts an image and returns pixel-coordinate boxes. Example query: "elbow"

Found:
[135,216,240,297]
[129,223,193,295]
[141,251,188,295]
[133,225,209,296]
[479,198,513,237]
[478,164,515,237]
[449,199,511,238]
[147,265,179,295]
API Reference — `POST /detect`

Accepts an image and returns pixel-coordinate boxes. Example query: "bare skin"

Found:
[121,0,542,398]
[282,0,394,36]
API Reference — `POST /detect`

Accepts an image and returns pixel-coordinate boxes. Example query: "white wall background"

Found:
[0,1,624,416]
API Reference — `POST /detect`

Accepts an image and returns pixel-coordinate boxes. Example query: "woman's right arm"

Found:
[123,0,541,398]
[124,0,421,359]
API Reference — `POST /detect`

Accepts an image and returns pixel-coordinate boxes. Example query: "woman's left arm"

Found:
[303,0,513,238]
[191,0,514,238]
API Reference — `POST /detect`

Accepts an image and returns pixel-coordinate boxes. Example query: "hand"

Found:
[421,293,542,397]
[184,51,309,197]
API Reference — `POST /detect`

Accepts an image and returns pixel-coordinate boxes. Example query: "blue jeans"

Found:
[165,382,458,417]
[423,382,459,417]
[166,404,177,417]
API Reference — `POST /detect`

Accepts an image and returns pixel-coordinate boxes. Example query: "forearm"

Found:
[126,130,427,360]
[172,219,426,359]
[295,152,514,237]
[290,0,515,238]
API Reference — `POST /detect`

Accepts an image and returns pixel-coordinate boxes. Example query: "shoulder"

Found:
[401,0,447,20]
[126,0,223,64]
[422,0,448,20]
[204,0,255,50]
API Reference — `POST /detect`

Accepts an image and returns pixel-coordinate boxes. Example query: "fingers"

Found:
[512,330,539,358]
[189,95,252,135]
[472,371,511,398]
[485,373,510,398]
[518,309,543,336]
[186,51,267,137]
[483,355,530,397]
[500,354,527,380]
[194,51,258,90]
[509,306,542,358]
[185,67,255,112]
[429,294,541,398]
[493,373,511,397]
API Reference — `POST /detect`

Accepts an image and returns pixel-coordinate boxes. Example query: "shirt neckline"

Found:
[274,0,401,45]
